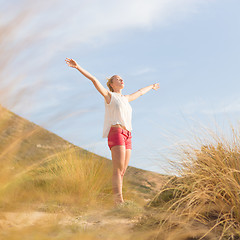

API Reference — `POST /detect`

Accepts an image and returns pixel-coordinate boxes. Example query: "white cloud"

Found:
[9,0,214,65]
[42,0,215,49]
[202,99,240,115]
[2,0,216,105]
[130,67,155,76]
[180,96,240,116]
[180,99,207,115]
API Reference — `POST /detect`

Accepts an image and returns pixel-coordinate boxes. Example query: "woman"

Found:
[65,58,160,206]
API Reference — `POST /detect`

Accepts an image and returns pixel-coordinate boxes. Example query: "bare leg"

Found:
[111,145,126,205]
[121,149,132,186]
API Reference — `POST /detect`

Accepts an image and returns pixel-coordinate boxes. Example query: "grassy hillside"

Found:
[4,104,240,239]
[0,104,166,210]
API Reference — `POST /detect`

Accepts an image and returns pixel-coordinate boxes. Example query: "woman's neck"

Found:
[114,90,122,94]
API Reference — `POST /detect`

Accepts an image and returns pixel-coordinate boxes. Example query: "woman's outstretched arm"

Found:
[65,58,109,99]
[125,83,160,102]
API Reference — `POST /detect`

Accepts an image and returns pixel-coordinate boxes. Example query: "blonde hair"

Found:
[106,75,116,92]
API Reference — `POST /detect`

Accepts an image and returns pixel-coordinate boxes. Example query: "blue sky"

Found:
[1,0,240,174]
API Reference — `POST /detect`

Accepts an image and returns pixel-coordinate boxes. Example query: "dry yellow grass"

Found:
[144,123,240,239]
[0,103,147,239]
[0,147,113,210]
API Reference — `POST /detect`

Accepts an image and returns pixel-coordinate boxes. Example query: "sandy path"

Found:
[0,207,140,236]
[0,211,61,230]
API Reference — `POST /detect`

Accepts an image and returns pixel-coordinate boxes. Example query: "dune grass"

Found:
[2,103,240,240]
[2,107,240,240]
[0,106,114,213]
[0,107,143,240]
[138,124,240,239]
[0,140,114,212]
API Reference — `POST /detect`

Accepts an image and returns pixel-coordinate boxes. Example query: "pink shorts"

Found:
[108,127,132,150]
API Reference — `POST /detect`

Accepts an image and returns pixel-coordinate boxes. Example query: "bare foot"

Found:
[114,200,124,207]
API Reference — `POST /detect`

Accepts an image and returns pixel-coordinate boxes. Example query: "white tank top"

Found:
[102,92,132,138]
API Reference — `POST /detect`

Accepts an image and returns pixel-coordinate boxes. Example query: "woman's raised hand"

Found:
[65,58,79,69]
[152,83,160,90]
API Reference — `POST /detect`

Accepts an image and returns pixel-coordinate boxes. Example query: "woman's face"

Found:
[110,75,124,91]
